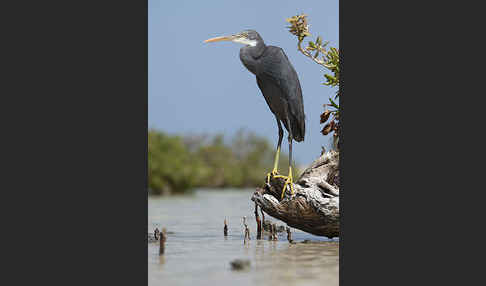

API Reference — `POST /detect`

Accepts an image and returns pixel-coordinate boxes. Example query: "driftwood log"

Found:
[251,150,339,238]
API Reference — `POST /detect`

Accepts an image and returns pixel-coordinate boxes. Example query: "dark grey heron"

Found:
[204,30,305,199]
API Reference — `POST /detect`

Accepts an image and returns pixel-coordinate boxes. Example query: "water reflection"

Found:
[149,189,338,286]
[158,255,165,266]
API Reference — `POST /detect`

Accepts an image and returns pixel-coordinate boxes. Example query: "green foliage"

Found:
[286,14,340,146]
[148,129,295,195]
[148,130,201,195]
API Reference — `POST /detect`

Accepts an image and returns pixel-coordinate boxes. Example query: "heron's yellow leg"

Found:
[274,166,294,199]
[265,146,281,184]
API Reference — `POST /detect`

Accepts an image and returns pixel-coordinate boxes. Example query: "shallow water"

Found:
[148,189,339,286]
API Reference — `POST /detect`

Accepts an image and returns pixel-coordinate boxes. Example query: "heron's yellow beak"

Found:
[204,35,233,43]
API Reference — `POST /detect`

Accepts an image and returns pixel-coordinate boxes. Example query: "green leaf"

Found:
[329,97,339,109]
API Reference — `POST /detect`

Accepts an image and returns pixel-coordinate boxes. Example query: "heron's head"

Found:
[204,30,262,47]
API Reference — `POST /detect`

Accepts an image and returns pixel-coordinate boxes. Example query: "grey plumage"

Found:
[205,29,305,178]
[238,30,305,143]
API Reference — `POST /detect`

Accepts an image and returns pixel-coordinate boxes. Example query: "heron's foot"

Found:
[274,172,295,200]
[265,169,280,185]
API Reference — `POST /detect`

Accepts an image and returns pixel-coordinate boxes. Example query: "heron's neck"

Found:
[244,41,266,59]
[239,43,266,75]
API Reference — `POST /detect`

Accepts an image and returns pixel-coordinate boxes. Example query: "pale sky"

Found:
[149,0,339,165]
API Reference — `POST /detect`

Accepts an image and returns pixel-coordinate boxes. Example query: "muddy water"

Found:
[148,189,339,286]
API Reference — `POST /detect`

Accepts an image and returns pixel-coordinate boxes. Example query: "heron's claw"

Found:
[264,163,294,200]
[265,169,279,185]
[274,169,294,199]
[280,177,295,200]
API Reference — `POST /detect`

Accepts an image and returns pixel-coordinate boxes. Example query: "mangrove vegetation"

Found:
[148,129,296,195]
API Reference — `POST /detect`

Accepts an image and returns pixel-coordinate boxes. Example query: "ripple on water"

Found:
[149,189,339,286]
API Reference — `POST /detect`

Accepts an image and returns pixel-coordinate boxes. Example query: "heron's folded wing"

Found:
[259,46,305,140]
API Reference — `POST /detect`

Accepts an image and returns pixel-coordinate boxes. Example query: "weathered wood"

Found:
[260,207,265,225]
[251,150,339,238]
[224,219,228,236]
[268,224,274,241]
[159,228,167,255]
[262,219,286,233]
[286,226,293,243]
[243,216,250,243]
[254,204,262,239]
